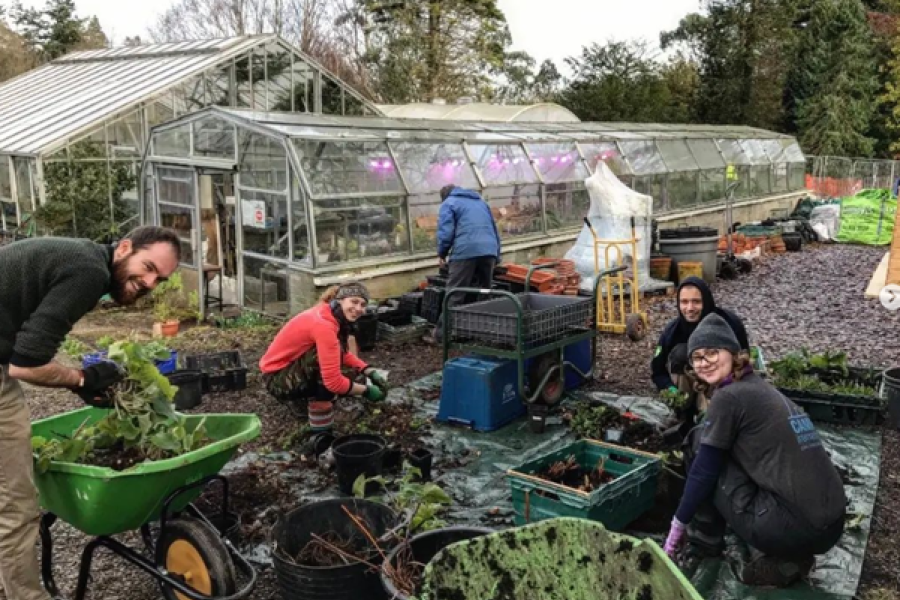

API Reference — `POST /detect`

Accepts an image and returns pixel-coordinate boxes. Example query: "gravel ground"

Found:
[28,242,900,599]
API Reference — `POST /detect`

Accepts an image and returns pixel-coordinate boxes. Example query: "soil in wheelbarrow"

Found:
[536,455,617,492]
[87,444,148,471]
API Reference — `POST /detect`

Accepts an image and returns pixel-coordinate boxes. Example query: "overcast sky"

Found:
[11,0,704,67]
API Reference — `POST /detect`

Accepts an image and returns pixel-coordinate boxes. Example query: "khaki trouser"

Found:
[0,365,51,600]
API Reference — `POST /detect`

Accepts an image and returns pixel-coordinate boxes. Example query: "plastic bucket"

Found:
[333,435,386,495]
[155,350,178,375]
[380,526,493,600]
[882,367,900,429]
[659,228,719,284]
[167,370,203,410]
[308,401,334,432]
[272,498,396,600]
[677,261,704,283]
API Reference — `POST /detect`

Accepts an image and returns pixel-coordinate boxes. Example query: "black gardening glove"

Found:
[75,362,124,408]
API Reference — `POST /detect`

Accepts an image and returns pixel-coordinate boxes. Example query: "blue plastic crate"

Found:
[81,350,177,375]
[437,355,526,432]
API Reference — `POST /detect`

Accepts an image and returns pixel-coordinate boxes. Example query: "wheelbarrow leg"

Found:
[74,537,108,600]
[40,513,60,597]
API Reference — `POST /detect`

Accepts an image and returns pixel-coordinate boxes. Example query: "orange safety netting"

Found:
[805,175,863,199]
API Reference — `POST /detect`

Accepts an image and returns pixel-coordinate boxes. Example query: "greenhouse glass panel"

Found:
[107,111,143,159]
[250,47,267,110]
[154,124,191,158]
[773,163,788,192]
[391,142,478,193]
[749,166,772,196]
[545,182,590,230]
[142,164,156,225]
[291,177,312,266]
[656,140,699,172]
[13,158,34,211]
[740,140,772,165]
[789,164,806,189]
[158,203,195,267]
[700,169,725,203]
[618,141,666,175]
[484,184,542,237]
[242,254,289,316]
[322,76,344,115]
[312,196,409,264]
[264,42,292,111]
[343,94,368,116]
[579,142,630,176]
[409,193,441,252]
[239,131,287,191]
[716,139,750,165]
[205,64,231,107]
[781,141,805,163]
[147,101,175,129]
[235,54,253,109]
[116,161,140,228]
[686,140,725,169]
[469,144,538,185]
[632,175,664,213]
[527,143,588,183]
[292,140,402,196]
[667,171,700,209]
[158,167,193,206]
[192,116,235,160]
[284,59,312,112]
[180,76,207,113]
[239,189,289,259]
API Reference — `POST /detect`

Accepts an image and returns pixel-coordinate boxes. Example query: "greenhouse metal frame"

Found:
[0,35,378,242]
[142,106,807,316]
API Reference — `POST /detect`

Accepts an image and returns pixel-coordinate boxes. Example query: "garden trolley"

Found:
[33,408,261,600]
[441,263,626,406]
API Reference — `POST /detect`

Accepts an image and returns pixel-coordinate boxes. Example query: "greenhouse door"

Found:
[155,166,204,308]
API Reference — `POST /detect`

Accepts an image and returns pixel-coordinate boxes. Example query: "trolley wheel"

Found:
[157,518,237,600]
[736,257,753,274]
[528,353,565,406]
[625,313,647,342]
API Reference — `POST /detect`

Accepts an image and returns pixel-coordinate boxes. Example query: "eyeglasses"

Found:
[690,349,721,367]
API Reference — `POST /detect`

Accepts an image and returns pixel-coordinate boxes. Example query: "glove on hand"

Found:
[366,369,389,393]
[663,517,688,558]
[75,362,124,408]
[363,384,386,402]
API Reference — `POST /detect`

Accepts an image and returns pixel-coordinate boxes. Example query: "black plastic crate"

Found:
[427,275,448,288]
[400,292,424,316]
[378,307,413,327]
[183,350,248,393]
[422,287,445,324]
[355,313,379,352]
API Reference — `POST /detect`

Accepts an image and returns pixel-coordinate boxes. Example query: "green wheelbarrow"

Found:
[32,407,261,600]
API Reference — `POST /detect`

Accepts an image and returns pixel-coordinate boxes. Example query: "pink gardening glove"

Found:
[663,517,687,558]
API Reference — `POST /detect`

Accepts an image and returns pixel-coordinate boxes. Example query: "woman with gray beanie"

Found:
[259,281,388,421]
[663,313,846,587]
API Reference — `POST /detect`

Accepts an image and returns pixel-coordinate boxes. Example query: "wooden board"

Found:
[889,202,900,285]
[865,252,890,299]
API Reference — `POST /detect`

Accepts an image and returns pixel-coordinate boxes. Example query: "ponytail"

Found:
[319,285,340,303]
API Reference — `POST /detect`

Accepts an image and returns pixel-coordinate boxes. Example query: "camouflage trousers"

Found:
[262,349,360,417]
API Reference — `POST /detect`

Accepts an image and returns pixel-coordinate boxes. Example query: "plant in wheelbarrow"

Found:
[32,340,210,473]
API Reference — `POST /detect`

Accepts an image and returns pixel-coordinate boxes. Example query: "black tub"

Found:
[272,498,397,600]
[166,369,203,410]
[333,434,387,495]
[380,526,493,600]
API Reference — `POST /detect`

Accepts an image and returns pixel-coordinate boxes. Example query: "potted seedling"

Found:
[150,273,197,338]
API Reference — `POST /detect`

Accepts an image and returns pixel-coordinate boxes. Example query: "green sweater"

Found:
[0,238,113,367]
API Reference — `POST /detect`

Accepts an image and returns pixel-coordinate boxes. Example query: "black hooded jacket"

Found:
[650,276,750,390]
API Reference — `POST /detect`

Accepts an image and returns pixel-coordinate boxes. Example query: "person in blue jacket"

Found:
[651,277,750,415]
[425,184,502,343]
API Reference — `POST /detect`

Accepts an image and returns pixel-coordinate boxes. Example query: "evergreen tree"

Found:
[12,0,107,61]
[796,0,877,156]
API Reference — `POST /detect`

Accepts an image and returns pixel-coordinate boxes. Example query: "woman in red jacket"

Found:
[259,282,387,417]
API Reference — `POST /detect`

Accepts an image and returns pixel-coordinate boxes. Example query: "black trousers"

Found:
[434,256,496,341]
[684,426,844,560]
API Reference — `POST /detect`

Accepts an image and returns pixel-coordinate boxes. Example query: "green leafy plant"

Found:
[32,340,208,473]
[211,311,274,330]
[95,335,115,350]
[61,336,89,359]
[353,463,452,533]
[151,272,200,323]
[567,401,618,439]
[660,387,690,411]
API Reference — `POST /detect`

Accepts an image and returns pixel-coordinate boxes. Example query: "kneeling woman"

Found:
[664,314,846,587]
[259,282,387,418]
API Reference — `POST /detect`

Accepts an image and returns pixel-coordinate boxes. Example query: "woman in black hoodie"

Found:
[650,276,750,410]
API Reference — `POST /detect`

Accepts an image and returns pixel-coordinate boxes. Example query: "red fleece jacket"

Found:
[259,302,368,395]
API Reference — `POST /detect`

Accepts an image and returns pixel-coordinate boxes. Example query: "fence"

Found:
[805,155,900,198]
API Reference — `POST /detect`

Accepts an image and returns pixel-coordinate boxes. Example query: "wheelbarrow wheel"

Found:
[625,313,647,342]
[528,353,564,406]
[157,518,237,600]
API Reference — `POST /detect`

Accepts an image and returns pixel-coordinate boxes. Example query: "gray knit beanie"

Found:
[688,313,740,357]
[335,282,370,302]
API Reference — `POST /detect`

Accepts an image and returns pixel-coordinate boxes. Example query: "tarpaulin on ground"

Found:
[834,189,897,245]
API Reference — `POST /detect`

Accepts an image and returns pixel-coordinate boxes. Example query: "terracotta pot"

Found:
[159,320,180,337]
[649,257,672,281]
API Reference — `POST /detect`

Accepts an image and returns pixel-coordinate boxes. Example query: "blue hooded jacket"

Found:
[436,188,502,262]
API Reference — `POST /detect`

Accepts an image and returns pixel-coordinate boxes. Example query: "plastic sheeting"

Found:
[834,189,897,246]
[565,161,664,292]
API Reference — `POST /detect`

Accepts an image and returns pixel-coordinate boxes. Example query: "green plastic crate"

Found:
[421,517,704,600]
[507,439,661,531]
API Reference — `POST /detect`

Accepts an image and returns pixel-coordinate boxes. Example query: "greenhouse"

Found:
[0,35,377,241]
[142,106,807,316]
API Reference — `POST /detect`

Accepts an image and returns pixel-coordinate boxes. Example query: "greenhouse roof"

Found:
[376,102,581,123]
[210,107,795,142]
[0,35,380,156]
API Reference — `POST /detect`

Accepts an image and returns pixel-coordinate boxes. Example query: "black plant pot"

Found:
[333,434,387,495]
[408,448,433,481]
